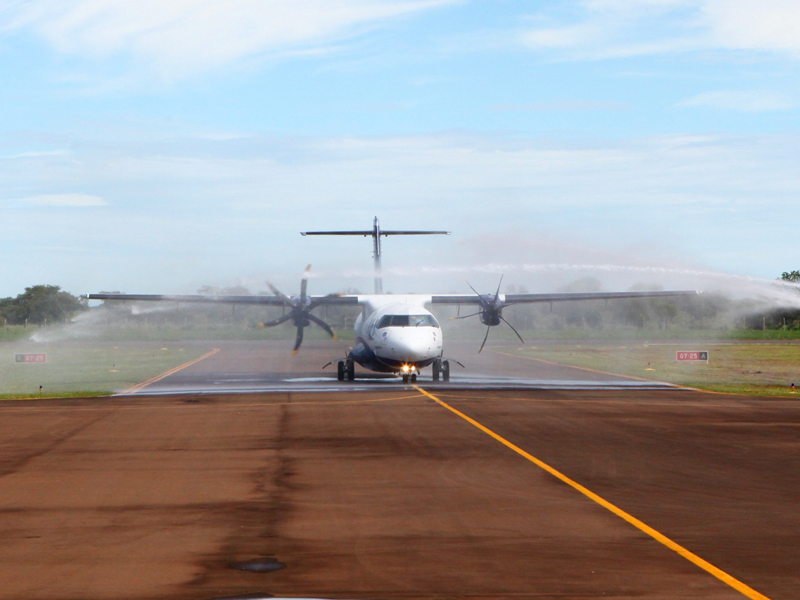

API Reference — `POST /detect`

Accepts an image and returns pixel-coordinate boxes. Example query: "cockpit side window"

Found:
[377,314,440,328]
[426,314,441,328]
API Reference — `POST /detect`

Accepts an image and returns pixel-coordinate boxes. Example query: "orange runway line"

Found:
[119,348,221,395]
[416,384,773,600]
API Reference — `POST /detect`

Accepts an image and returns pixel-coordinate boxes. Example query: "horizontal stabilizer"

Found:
[301,231,373,236]
[302,230,449,236]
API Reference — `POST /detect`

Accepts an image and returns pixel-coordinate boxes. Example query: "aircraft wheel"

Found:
[402,373,409,384]
[442,360,450,382]
[410,373,417,383]
[337,361,345,381]
[432,359,441,381]
[346,360,355,381]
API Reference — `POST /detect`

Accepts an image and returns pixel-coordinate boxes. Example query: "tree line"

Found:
[0,285,86,326]
[3,272,800,332]
[487,271,800,332]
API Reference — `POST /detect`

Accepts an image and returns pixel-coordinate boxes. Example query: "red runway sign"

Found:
[15,353,47,364]
[676,351,708,362]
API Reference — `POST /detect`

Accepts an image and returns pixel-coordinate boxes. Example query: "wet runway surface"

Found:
[140,371,678,394]
[130,340,680,395]
[0,341,797,599]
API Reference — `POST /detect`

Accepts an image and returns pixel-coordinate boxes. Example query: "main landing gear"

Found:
[431,359,450,382]
[337,359,355,381]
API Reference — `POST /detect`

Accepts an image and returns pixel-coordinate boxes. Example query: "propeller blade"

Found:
[478,325,491,353]
[300,264,311,303]
[465,279,481,297]
[307,313,338,340]
[450,312,483,320]
[500,315,525,344]
[292,326,304,355]
[494,274,504,299]
[259,313,294,328]
[267,281,294,306]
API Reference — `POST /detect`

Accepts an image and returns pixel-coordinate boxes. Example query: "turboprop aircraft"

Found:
[88,217,699,383]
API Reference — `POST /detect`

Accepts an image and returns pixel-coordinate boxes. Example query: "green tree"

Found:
[780,271,800,282]
[0,285,85,325]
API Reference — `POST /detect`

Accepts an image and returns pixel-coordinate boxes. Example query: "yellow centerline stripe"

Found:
[414,385,771,600]
[119,348,221,395]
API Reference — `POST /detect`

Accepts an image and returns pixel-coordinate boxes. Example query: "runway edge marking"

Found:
[490,349,753,396]
[414,385,771,600]
[119,348,221,395]
[489,349,661,383]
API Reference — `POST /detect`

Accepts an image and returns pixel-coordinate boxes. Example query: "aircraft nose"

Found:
[385,332,437,362]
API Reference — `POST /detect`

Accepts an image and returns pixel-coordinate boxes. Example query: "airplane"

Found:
[87,217,699,383]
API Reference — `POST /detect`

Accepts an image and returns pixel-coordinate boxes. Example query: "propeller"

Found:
[452,275,524,353]
[259,265,338,354]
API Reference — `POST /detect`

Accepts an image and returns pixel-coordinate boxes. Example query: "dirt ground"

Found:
[0,343,796,599]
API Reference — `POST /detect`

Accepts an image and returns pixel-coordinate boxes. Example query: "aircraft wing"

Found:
[430,290,699,305]
[88,290,698,306]
[86,293,360,306]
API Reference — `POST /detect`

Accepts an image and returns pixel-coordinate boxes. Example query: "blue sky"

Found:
[1,0,799,298]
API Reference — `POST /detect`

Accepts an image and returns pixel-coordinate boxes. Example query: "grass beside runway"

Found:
[501,343,800,397]
[0,391,112,401]
[0,344,210,397]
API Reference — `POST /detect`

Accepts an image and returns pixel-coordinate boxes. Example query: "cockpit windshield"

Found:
[377,314,440,328]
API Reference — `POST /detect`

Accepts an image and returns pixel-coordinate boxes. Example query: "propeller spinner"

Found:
[259,265,338,354]
[452,276,524,353]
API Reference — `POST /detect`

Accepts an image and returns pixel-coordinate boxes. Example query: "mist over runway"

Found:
[125,340,681,395]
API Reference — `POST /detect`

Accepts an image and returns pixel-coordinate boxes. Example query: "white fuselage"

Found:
[350,295,443,373]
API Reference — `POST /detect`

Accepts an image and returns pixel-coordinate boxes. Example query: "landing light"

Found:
[402,364,410,372]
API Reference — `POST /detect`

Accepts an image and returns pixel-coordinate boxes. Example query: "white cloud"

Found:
[4,128,798,218]
[0,0,456,79]
[679,90,794,111]
[1,127,799,295]
[520,0,800,59]
[492,99,629,111]
[520,23,602,50]
[15,193,107,206]
[4,150,68,159]
[704,0,800,55]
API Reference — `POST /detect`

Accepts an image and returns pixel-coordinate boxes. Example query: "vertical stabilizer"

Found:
[301,217,450,293]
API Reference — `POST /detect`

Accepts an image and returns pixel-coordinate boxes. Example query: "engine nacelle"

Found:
[478,296,503,326]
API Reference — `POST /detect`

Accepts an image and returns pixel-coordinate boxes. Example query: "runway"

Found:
[0,341,796,599]
[127,340,681,395]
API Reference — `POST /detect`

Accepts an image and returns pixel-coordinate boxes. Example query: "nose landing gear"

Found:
[401,369,417,384]
[401,372,418,384]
